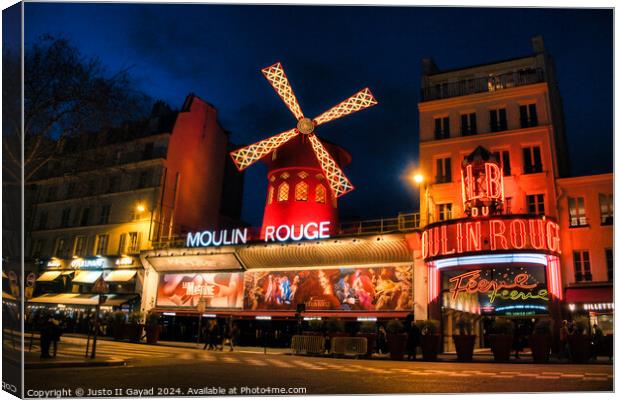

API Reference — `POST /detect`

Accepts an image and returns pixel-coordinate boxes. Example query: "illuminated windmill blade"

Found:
[230,128,299,171]
[261,62,305,121]
[313,88,378,126]
[307,134,354,198]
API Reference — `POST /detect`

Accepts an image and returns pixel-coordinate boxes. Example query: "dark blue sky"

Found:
[24,4,613,226]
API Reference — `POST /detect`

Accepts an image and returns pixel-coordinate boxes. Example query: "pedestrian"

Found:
[377,325,387,355]
[222,319,235,351]
[512,323,525,359]
[407,321,421,360]
[591,324,603,360]
[50,316,62,358]
[39,315,52,359]
[559,320,570,360]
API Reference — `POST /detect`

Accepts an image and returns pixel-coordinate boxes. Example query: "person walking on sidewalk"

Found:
[559,320,570,360]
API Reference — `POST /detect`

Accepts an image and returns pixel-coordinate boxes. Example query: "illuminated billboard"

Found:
[244,265,413,312]
[156,272,244,309]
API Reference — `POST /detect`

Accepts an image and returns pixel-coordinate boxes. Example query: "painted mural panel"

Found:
[244,265,413,311]
[156,272,244,309]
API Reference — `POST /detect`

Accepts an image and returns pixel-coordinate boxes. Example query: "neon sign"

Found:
[421,216,561,261]
[187,221,331,248]
[448,269,549,304]
[70,258,106,268]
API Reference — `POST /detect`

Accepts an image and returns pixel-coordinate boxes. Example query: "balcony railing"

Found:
[151,212,421,250]
[421,68,545,102]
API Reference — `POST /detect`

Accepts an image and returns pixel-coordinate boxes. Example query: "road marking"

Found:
[290,360,326,370]
[267,358,293,368]
[246,359,269,366]
[583,377,609,381]
[219,356,240,364]
[535,375,560,380]
[560,374,584,378]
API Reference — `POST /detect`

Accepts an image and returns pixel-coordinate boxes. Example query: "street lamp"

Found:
[135,203,146,213]
[412,172,430,227]
[412,173,424,185]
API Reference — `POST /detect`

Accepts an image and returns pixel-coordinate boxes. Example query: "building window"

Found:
[277,182,289,202]
[519,103,538,128]
[107,176,119,193]
[143,142,154,159]
[95,234,109,256]
[37,211,48,230]
[573,251,592,282]
[45,186,57,202]
[526,194,545,215]
[504,197,512,214]
[492,150,511,176]
[138,170,151,189]
[118,233,127,255]
[54,238,69,258]
[60,208,71,228]
[315,184,326,204]
[80,208,90,226]
[267,186,274,205]
[32,239,45,258]
[437,203,452,221]
[568,197,587,227]
[99,205,111,225]
[460,113,477,136]
[435,157,451,183]
[127,232,140,254]
[434,117,450,139]
[606,249,613,281]
[523,146,542,174]
[490,108,508,132]
[73,236,88,257]
[599,193,613,225]
[66,182,77,199]
[295,182,308,201]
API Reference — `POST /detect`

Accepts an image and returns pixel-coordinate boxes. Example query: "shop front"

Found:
[140,227,421,345]
[565,285,614,334]
[27,256,143,333]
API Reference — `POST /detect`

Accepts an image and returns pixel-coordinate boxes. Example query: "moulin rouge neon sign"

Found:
[187,221,331,248]
[422,217,561,260]
[449,269,549,303]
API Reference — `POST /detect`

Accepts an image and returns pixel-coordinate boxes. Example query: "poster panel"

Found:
[244,265,413,311]
[156,272,244,309]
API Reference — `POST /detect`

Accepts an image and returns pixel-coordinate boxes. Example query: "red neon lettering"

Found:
[456,223,464,253]
[441,224,455,255]
[421,230,428,259]
[465,221,481,252]
[528,219,545,249]
[546,221,561,253]
[489,219,508,250]
[510,219,527,249]
[485,163,502,199]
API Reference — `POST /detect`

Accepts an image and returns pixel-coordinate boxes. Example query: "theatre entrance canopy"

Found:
[139,231,421,319]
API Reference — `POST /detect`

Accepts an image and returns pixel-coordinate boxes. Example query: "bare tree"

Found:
[3,34,150,184]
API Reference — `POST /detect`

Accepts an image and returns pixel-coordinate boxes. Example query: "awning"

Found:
[36,271,62,282]
[2,271,8,279]
[103,294,138,306]
[72,271,102,284]
[3,291,17,301]
[104,270,137,282]
[565,286,613,303]
[61,271,75,275]
[28,293,100,305]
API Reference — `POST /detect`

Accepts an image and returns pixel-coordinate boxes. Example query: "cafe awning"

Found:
[61,271,75,275]
[28,293,100,305]
[565,286,613,303]
[103,294,138,306]
[2,271,8,279]
[36,271,62,282]
[72,271,102,284]
[2,291,16,301]
[104,270,137,282]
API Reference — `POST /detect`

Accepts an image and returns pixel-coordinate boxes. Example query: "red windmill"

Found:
[230,62,378,236]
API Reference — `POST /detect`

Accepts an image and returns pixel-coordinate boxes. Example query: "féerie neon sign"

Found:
[187,221,331,248]
[449,269,549,303]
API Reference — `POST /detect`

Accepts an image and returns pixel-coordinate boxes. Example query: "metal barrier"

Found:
[291,335,326,355]
[330,337,367,357]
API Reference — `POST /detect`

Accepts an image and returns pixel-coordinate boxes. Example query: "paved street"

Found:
[23,337,613,396]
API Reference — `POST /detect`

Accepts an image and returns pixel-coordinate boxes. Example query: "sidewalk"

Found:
[2,347,125,369]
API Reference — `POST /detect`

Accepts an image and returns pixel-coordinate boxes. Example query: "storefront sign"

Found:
[146,254,244,271]
[422,216,561,261]
[115,257,134,266]
[47,259,62,268]
[156,272,244,309]
[244,265,413,312]
[70,258,106,269]
[186,221,331,248]
[448,269,548,303]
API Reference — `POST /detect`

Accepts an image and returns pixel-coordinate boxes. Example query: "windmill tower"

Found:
[230,62,377,236]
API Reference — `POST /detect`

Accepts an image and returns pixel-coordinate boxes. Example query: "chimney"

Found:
[531,35,545,54]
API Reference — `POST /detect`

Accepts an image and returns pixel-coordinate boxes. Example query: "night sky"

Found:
[24,4,613,226]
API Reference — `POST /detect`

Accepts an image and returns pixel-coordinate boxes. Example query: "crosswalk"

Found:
[12,337,614,382]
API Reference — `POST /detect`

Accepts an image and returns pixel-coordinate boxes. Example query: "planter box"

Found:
[420,334,441,361]
[145,325,161,345]
[453,335,476,362]
[124,323,144,343]
[490,334,513,363]
[530,334,551,363]
[387,333,407,361]
[569,334,592,363]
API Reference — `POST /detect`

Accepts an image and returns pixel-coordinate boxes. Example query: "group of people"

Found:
[559,320,605,360]
[202,319,239,351]
[39,315,63,359]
